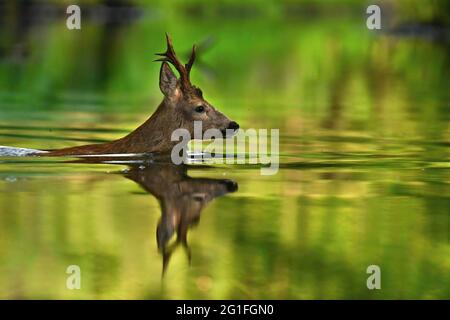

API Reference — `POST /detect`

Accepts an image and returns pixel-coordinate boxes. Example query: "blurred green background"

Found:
[0,0,449,299]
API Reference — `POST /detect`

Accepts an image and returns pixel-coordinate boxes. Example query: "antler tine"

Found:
[156,34,187,78]
[185,45,196,75]
[166,34,185,72]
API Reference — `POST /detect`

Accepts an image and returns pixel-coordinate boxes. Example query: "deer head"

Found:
[155,34,239,140]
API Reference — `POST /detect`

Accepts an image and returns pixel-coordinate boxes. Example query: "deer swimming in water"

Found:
[0,34,239,157]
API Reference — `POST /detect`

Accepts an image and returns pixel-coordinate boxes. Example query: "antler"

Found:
[155,33,196,89]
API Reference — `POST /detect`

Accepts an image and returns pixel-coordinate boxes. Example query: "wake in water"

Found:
[0,146,48,157]
[0,146,210,162]
[0,146,246,171]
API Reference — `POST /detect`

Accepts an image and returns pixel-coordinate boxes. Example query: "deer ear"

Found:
[159,62,179,98]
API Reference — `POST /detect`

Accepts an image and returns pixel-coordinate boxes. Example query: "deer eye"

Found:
[195,105,205,113]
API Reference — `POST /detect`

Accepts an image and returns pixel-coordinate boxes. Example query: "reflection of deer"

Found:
[123,163,238,275]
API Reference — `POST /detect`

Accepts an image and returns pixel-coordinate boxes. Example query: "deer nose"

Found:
[222,180,238,192]
[228,121,239,131]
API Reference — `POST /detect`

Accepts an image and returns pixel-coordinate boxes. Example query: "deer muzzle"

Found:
[221,121,239,137]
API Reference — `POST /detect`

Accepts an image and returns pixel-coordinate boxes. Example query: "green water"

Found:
[0,2,449,299]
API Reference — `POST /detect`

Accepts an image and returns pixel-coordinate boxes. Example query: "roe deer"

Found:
[0,34,239,157]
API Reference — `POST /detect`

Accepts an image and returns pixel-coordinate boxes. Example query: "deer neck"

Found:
[114,99,185,154]
[45,99,185,156]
